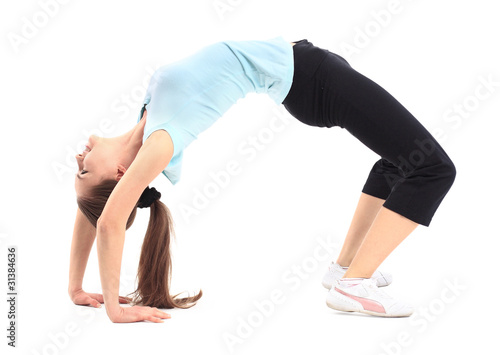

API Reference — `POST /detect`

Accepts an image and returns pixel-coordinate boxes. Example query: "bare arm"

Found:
[68,207,133,308]
[68,208,96,297]
[96,129,174,323]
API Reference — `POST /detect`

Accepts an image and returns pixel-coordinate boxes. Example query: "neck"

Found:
[116,117,147,168]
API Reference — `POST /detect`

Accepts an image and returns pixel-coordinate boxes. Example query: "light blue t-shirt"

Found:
[137,36,294,184]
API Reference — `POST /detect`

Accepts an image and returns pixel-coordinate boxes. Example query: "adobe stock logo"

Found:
[212,0,244,21]
[378,277,467,355]
[7,0,72,54]
[442,75,499,129]
[339,0,415,60]
[432,74,499,144]
[222,234,341,353]
[178,107,292,223]
[383,136,436,187]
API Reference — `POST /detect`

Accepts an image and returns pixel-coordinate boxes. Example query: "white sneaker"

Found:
[326,278,414,317]
[321,262,392,289]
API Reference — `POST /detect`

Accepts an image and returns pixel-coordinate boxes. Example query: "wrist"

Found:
[105,303,122,321]
[68,285,83,298]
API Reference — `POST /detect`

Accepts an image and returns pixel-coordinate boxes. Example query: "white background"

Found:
[1,0,499,354]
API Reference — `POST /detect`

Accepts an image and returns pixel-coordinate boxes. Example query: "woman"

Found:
[68,37,456,322]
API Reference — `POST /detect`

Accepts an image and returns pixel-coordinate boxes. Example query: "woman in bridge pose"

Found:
[68,37,456,322]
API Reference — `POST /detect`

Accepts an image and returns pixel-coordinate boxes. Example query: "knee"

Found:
[443,156,456,185]
[433,154,456,192]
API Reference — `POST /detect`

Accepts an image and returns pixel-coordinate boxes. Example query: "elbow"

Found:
[96,217,121,235]
[96,216,107,234]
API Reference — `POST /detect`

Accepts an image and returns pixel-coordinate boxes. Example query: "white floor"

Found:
[2,0,499,354]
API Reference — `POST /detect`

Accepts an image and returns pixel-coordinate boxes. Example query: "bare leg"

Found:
[343,207,418,279]
[336,193,385,267]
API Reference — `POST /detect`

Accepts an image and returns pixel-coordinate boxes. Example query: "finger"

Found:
[153,309,171,319]
[78,296,101,308]
[88,293,104,303]
[75,295,97,308]
[91,300,102,308]
[119,296,131,304]
[95,294,105,303]
[140,306,170,319]
[135,307,170,322]
[145,315,164,323]
[84,296,102,308]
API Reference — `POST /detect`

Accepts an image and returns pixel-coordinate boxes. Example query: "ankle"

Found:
[342,269,373,279]
[335,259,352,268]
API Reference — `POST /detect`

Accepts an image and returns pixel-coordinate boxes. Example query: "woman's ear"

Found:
[116,164,127,181]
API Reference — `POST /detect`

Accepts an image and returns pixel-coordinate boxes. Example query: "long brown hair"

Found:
[77,180,202,308]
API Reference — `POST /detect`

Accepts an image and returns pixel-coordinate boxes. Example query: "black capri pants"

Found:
[282,39,456,226]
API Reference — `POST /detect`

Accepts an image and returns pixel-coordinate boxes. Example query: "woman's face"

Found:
[74,135,120,197]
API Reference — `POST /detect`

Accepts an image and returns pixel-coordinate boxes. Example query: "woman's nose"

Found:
[89,134,98,145]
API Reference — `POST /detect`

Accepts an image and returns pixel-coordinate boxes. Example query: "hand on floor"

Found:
[70,289,131,308]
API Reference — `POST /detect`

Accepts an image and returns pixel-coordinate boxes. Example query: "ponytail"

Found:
[128,198,202,308]
[76,181,202,309]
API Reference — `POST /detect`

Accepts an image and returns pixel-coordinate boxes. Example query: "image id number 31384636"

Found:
[7,246,17,347]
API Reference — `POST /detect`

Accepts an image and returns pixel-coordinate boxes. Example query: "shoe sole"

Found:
[325,290,412,318]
